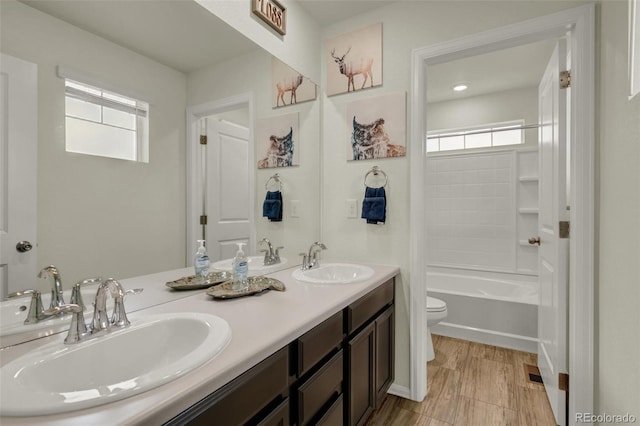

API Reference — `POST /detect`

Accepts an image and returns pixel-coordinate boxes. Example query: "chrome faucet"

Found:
[91,278,141,332]
[6,276,101,325]
[38,265,65,309]
[259,238,284,265]
[58,278,142,344]
[299,242,327,270]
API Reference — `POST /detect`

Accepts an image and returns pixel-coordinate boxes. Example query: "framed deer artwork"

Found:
[326,23,382,96]
[256,112,300,169]
[272,57,317,108]
[346,92,406,161]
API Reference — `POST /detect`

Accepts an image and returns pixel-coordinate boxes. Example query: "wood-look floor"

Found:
[365,335,556,426]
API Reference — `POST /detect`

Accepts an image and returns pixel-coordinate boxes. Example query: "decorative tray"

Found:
[165,271,233,290]
[206,276,286,299]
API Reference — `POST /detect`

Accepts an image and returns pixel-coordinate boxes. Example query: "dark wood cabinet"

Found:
[164,277,395,426]
[164,346,289,426]
[346,279,395,426]
[347,322,376,426]
[374,306,395,407]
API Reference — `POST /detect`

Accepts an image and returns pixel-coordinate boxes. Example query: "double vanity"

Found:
[0,259,399,425]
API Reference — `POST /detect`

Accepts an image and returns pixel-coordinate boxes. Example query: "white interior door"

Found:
[536,39,569,425]
[0,53,38,299]
[204,118,251,261]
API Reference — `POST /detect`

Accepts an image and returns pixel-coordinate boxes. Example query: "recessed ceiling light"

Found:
[453,84,468,92]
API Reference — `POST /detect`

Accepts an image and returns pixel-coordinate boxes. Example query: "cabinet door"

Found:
[375,306,394,407]
[347,321,375,426]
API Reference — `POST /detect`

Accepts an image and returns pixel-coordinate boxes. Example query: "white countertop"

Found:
[0,261,399,425]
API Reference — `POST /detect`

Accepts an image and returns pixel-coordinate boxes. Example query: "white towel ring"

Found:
[265,173,282,191]
[364,166,388,188]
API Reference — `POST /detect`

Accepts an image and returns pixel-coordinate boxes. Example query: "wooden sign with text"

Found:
[252,0,286,35]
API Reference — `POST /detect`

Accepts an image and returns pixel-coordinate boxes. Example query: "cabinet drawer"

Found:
[297,311,343,376]
[166,346,289,426]
[297,350,343,425]
[257,398,289,426]
[317,394,344,426]
[347,279,394,334]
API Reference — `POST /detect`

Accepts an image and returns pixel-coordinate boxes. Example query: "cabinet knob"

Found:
[528,237,541,246]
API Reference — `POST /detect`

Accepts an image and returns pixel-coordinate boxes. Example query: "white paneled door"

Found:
[0,54,38,299]
[536,39,569,426]
[204,118,251,261]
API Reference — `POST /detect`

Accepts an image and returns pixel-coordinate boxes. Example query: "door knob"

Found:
[16,241,33,253]
[528,237,541,246]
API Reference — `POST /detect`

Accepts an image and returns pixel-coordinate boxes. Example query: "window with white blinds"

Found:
[64,78,149,162]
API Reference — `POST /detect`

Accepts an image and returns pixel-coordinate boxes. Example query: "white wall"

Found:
[187,50,321,261]
[428,86,539,148]
[195,0,321,84]
[597,0,640,419]
[0,1,187,287]
[320,0,588,393]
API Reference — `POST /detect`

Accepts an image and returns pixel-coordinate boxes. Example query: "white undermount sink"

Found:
[292,263,375,284]
[0,312,231,416]
[212,255,288,273]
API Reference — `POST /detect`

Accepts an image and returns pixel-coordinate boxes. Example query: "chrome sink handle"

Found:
[274,246,284,263]
[70,277,102,311]
[113,287,143,327]
[91,279,143,332]
[42,304,88,344]
[299,252,310,270]
[7,289,45,324]
[38,265,65,309]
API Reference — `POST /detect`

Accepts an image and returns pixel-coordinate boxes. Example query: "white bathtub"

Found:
[427,268,539,353]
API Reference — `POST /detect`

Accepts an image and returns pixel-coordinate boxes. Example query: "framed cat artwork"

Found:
[256,112,300,169]
[346,92,406,161]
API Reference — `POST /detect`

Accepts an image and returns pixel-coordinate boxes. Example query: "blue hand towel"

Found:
[263,190,283,222]
[361,186,386,224]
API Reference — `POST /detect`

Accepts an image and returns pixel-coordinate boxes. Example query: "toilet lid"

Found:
[427,296,447,312]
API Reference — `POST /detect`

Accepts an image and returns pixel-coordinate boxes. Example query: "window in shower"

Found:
[427,120,524,153]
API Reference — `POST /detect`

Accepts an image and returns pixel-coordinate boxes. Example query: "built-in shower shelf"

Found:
[518,176,539,182]
[518,208,539,214]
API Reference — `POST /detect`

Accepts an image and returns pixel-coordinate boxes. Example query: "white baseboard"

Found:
[387,383,413,400]
[432,322,538,353]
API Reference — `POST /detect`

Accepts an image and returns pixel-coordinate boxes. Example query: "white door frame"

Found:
[186,93,255,264]
[409,3,595,418]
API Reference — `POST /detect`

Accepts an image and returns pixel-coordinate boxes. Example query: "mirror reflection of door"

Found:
[0,54,38,298]
[201,110,251,262]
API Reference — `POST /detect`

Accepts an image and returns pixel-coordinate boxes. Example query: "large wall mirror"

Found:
[1,0,320,344]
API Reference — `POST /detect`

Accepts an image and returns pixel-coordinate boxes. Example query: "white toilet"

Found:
[426,296,448,362]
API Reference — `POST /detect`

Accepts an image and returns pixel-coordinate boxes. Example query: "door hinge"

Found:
[560,70,571,89]
[559,221,570,239]
[199,135,207,145]
[559,372,569,391]
[199,215,208,225]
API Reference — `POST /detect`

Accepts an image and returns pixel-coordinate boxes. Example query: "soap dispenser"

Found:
[194,239,210,280]
[232,242,249,291]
